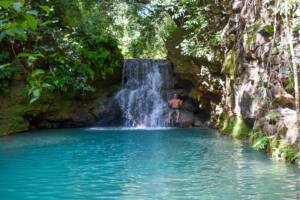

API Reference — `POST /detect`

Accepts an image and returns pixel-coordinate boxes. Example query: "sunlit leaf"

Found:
[30,88,41,103]
[264,24,274,36]
[0,31,6,41]
[0,63,11,69]
[13,2,23,13]
[41,6,51,14]
[0,1,14,9]
[18,52,44,58]
[32,69,45,76]
[25,14,37,30]
[27,10,38,16]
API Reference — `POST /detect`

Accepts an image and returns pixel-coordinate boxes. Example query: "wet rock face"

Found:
[166,0,300,145]
[232,0,243,11]
[167,70,211,127]
[171,76,210,127]
[221,0,300,145]
[166,28,223,126]
[279,109,298,144]
[254,108,298,144]
[175,97,208,128]
[96,97,124,126]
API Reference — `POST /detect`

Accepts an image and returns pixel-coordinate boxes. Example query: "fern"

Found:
[280,146,299,162]
[253,135,269,150]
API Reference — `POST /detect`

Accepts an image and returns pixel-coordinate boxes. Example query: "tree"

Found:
[281,0,300,136]
[0,0,123,102]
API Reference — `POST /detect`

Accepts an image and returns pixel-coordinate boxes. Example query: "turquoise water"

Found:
[0,128,299,200]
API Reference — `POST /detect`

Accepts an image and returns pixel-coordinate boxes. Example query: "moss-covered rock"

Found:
[222,50,238,80]
[166,27,201,85]
[0,72,121,136]
[217,114,300,164]
[218,114,252,138]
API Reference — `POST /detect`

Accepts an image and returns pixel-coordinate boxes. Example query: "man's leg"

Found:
[176,111,180,123]
[168,112,172,124]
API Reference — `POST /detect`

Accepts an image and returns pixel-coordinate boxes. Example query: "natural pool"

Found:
[0,128,299,200]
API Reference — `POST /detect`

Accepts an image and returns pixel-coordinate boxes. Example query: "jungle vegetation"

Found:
[0,0,229,102]
[1,0,300,136]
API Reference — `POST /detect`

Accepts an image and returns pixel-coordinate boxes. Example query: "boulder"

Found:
[182,98,199,113]
[166,28,201,84]
[278,108,299,144]
[71,110,95,125]
[271,55,282,65]
[271,82,295,107]
[194,117,205,127]
[179,111,195,128]
[254,33,269,46]
[232,0,243,12]
[262,123,277,135]
[96,97,123,126]
[178,111,206,128]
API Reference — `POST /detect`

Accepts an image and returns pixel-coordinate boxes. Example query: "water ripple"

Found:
[0,128,299,200]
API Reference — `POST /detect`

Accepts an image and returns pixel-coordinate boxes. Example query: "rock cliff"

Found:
[167,0,300,162]
[220,0,300,146]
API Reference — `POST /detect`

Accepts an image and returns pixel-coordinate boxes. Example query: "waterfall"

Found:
[115,59,173,127]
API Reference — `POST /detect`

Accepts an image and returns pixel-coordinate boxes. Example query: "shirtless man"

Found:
[168,93,183,124]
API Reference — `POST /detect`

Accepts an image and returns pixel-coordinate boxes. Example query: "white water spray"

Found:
[115,59,173,127]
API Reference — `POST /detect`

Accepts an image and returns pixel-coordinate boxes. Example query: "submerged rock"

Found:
[179,111,195,128]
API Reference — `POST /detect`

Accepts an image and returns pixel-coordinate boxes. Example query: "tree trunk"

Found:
[284,2,300,139]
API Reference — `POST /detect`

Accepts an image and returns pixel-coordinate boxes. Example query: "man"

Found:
[168,93,183,124]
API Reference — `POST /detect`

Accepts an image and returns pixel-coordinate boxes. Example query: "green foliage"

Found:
[219,114,300,164]
[244,20,262,45]
[154,0,225,61]
[222,50,238,79]
[246,32,258,42]
[220,115,251,138]
[285,76,294,91]
[279,146,299,162]
[253,137,269,150]
[0,0,123,103]
[80,34,122,78]
[264,23,274,36]
[250,132,270,150]
[284,64,294,93]
[27,69,50,103]
[0,52,15,91]
[249,132,299,163]
[274,141,300,162]
[104,0,176,58]
[0,0,38,41]
[0,62,15,91]
[293,23,300,33]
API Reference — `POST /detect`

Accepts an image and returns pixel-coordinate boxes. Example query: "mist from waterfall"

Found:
[115,59,173,127]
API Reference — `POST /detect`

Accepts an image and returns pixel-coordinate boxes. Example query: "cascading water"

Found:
[115,59,173,127]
